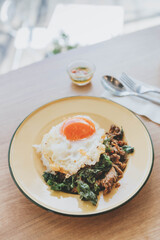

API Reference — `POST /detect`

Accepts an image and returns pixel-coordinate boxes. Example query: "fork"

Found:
[120,72,160,94]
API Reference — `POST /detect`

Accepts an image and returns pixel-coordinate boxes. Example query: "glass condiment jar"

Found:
[67,60,95,86]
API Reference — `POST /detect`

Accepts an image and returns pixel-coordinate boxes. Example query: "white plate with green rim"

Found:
[8,96,154,216]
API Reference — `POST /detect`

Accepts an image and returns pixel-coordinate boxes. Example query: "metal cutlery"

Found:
[120,72,160,94]
[101,75,160,105]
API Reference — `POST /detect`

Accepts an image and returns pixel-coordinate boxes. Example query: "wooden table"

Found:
[1,26,160,240]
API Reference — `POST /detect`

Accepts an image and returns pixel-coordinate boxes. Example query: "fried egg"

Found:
[34,115,106,176]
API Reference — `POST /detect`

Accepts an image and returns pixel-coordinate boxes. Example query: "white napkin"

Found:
[101,77,160,124]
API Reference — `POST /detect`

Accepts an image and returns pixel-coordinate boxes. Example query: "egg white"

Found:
[34,115,106,176]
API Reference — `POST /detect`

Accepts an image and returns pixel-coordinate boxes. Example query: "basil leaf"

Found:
[105,145,111,153]
[43,172,75,192]
[51,182,66,191]
[77,180,98,206]
[122,145,134,154]
[103,137,111,145]
[93,183,100,195]
[79,168,101,184]
[120,127,124,137]
[95,154,112,170]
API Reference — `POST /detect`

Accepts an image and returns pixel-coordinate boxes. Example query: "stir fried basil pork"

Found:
[43,125,134,205]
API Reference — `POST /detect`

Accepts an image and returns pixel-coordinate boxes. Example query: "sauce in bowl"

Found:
[67,61,95,86]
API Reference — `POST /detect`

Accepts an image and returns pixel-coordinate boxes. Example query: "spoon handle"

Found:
[135,92,160,105]
[144,90,160,94]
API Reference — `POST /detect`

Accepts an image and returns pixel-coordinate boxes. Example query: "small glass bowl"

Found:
[67,60,96,86]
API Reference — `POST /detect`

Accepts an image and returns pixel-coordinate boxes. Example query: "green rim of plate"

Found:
[8,96,154,217]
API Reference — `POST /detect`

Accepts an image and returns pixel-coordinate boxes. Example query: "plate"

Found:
[8,96,154,216]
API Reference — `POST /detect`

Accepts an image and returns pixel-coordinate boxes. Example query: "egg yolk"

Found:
[61,117,95,141]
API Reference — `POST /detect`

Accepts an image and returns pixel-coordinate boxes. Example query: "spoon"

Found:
[101,75,160,105]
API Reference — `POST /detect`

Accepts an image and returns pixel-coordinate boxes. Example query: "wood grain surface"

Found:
[0,26,160,240]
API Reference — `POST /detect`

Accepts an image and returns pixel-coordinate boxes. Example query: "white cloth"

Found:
[102,78,160,124]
